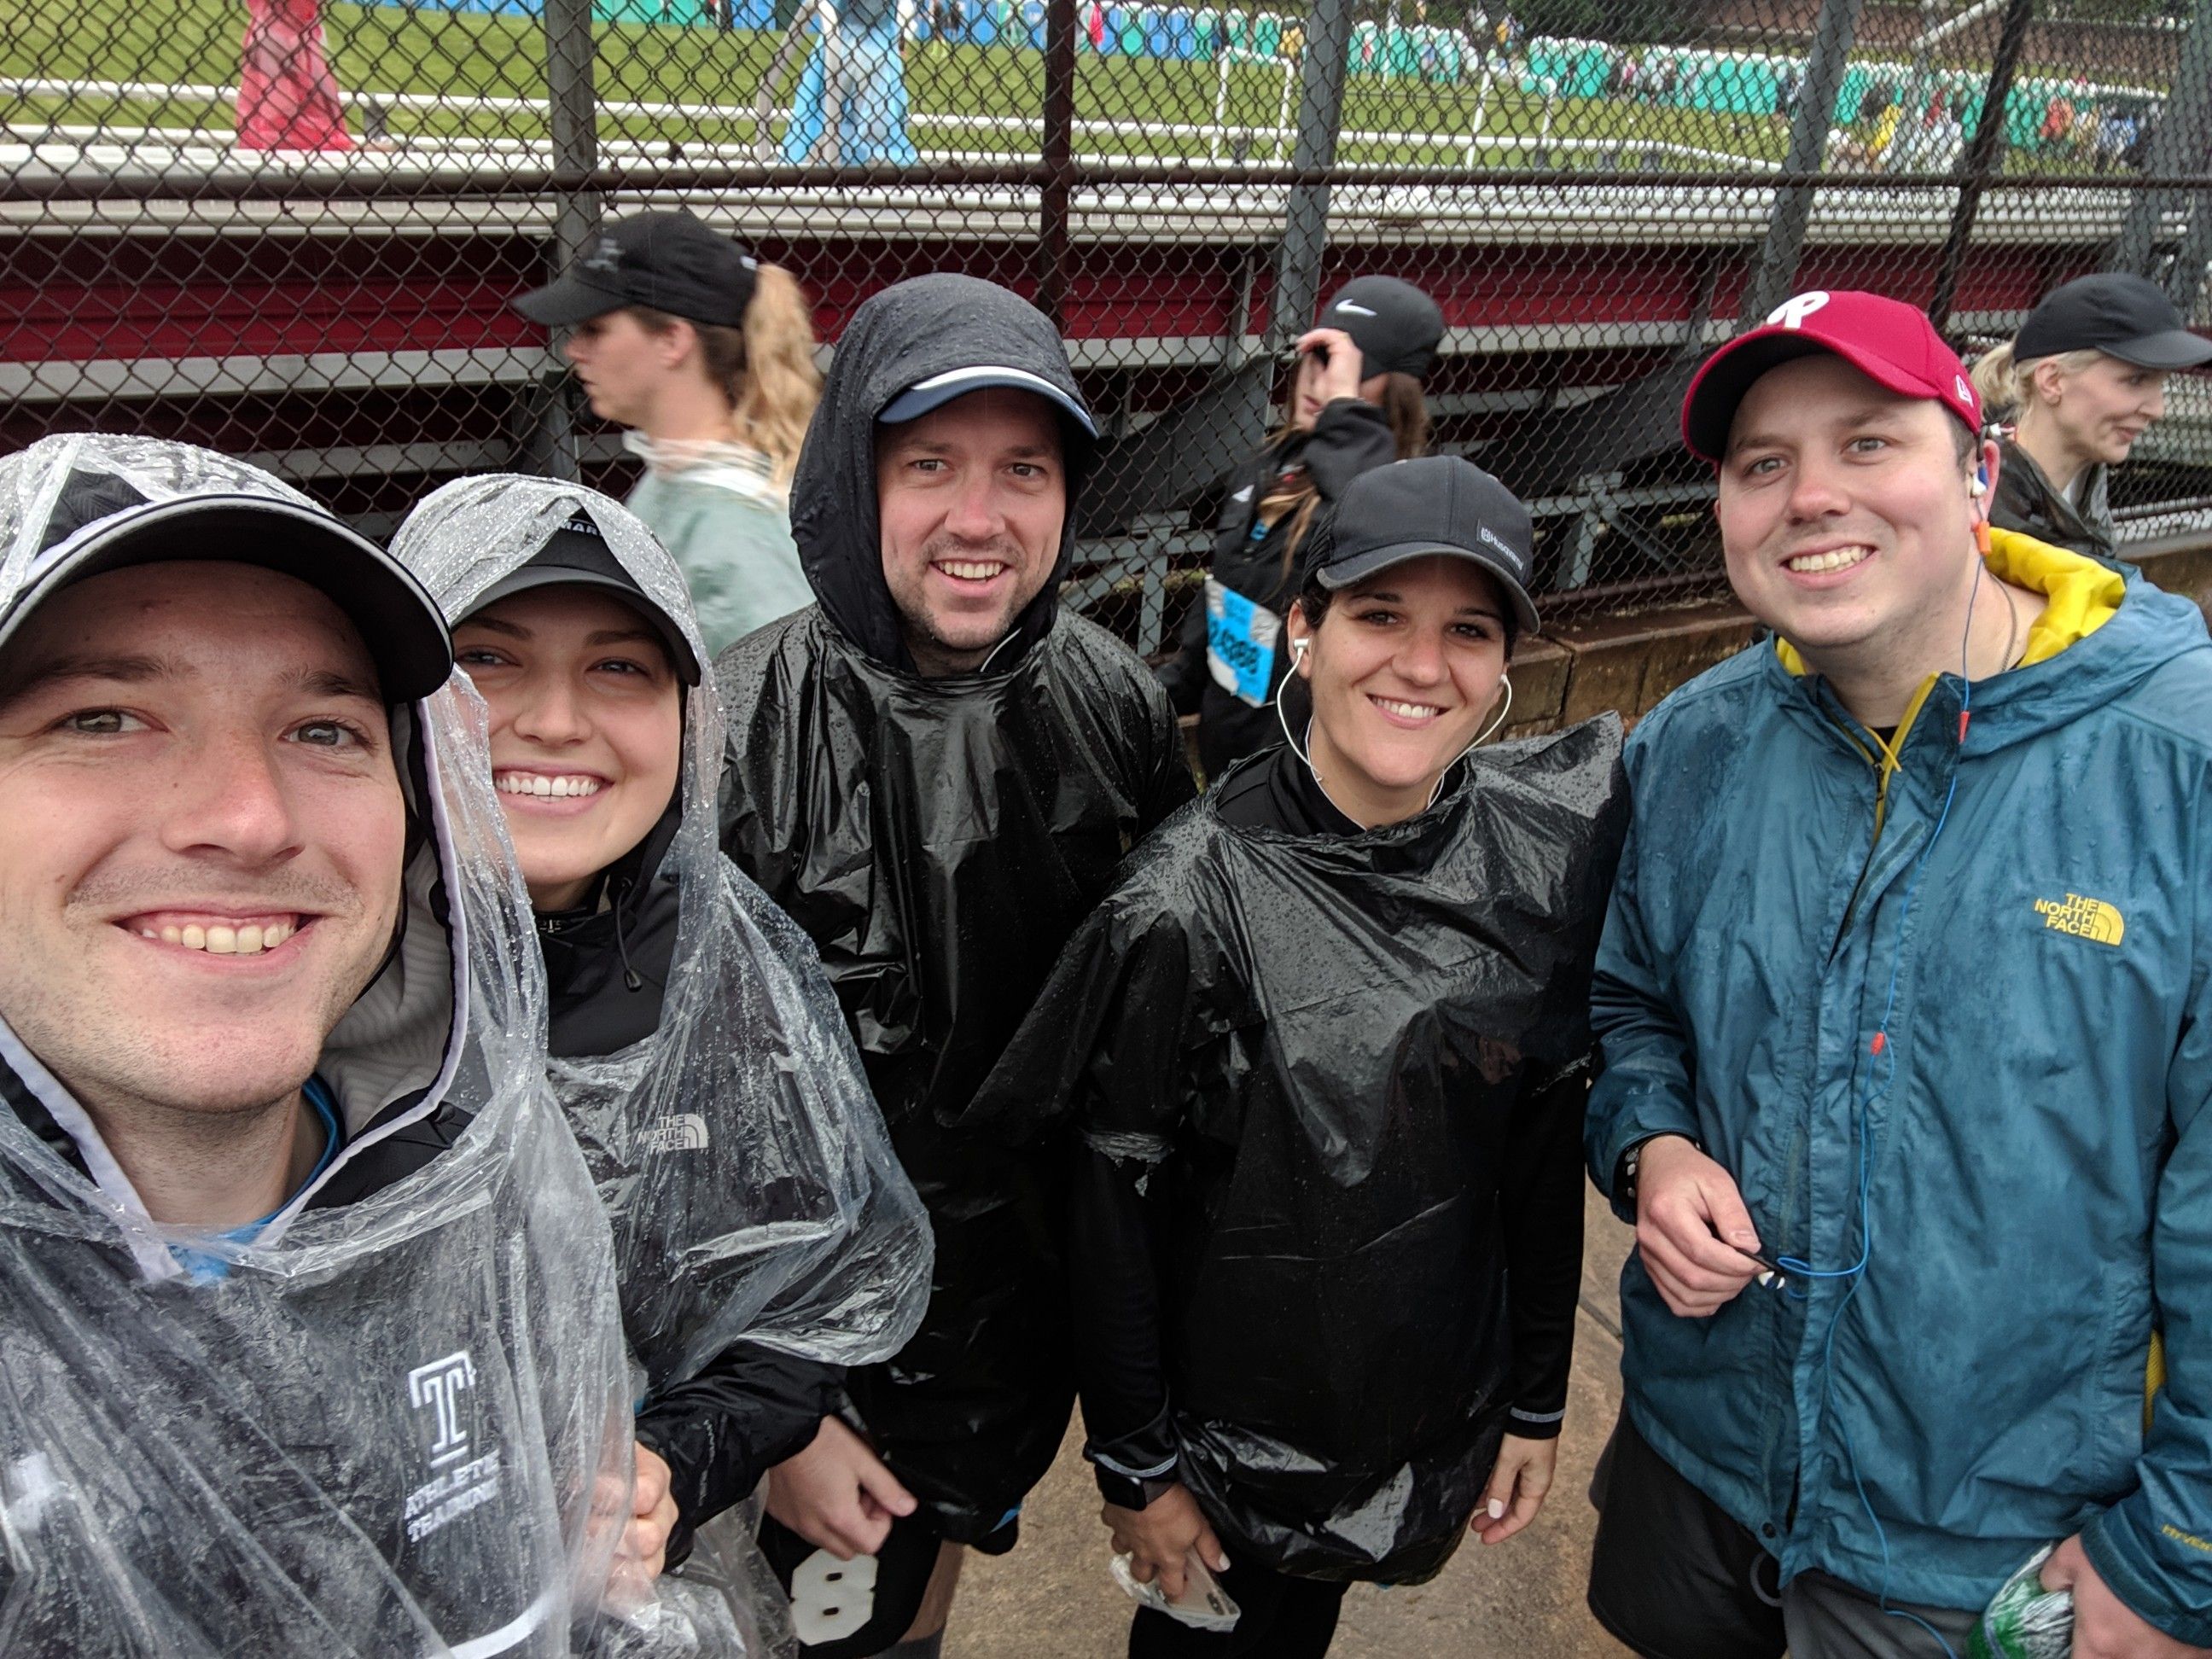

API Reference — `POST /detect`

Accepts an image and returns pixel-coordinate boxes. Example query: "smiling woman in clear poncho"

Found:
[388,477,932,1612]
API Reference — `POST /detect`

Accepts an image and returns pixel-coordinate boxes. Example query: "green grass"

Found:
[0,0,1884,172]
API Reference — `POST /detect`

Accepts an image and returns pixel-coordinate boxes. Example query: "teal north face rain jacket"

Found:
[1586,533,2212,1641]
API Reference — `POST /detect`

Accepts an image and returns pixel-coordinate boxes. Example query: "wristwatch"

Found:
[1619,1133,1699,1210]
[1096,1468,1181,1511]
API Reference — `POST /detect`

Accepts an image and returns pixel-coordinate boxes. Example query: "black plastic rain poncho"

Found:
[0,437,653,1654]
[965,720,1628,1580]
[391,476,934,1550]
[715,274,1196,1540]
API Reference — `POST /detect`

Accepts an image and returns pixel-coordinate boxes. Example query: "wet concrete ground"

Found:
[952,1187,1638,1658]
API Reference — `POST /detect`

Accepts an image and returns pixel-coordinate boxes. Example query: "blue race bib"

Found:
[1204,578,1283,708]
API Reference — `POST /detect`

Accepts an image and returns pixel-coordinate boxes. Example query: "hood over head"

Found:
[0,439,665,1651]
[792,274,1099,671]
[393,474,930,1385]
[0,435,502,1278]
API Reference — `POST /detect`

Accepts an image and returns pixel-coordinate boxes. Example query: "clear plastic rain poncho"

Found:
[0,435,641,1654]
[388,475,930,1409]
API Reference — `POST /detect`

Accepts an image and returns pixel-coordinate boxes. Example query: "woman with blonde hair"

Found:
[1971,272,2211,563]
[515,209,825,655]
[1158,275,1445,780]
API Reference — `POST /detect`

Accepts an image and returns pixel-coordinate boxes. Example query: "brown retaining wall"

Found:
[1499,534,2212,741]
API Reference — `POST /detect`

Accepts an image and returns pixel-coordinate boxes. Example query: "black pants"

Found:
[1126,1559,1350,1659]
[1586,1413,1977,1659]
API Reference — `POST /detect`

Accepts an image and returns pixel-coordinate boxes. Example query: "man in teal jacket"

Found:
[1584,288,2212,1658]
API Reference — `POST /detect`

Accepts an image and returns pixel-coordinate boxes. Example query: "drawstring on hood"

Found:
[612,876,645,993]
[791,274,1100,673]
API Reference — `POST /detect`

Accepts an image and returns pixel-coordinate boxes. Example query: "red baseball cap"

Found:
[1680,290,1982,463]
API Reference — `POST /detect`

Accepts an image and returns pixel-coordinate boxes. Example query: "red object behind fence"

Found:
[236,0,354,152]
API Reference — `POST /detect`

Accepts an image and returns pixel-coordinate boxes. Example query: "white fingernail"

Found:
[1487,1499,1506,1520]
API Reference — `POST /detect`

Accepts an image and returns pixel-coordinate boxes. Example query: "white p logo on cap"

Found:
[1767,291,1831,330]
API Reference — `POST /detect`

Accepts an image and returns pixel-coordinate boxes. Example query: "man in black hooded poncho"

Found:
[716,274,1195,1655]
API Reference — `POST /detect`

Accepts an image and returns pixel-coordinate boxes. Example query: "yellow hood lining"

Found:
[1773,528,2122,683]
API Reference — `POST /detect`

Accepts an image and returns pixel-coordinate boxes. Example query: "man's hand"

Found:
[765,1415,917,1559]
[1103,1483,1228,1604]
[1634,1134,1763,1318]
[1295,326,1366,406]
[2040,1534,2212,1658]
[602,1442,678,1614]
[1472,1434,1557,1546]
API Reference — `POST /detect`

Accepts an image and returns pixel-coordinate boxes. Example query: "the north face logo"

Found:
[643,1114,709,1153]
[2034,893,2125,946]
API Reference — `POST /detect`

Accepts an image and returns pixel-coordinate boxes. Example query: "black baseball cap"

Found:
[2014,272,2212,370]
[463,508,702,684]
[0,449,452,703]
[1315,276,1447,380]
[513,210,760,330]
[1310,455,1540,637]
[876,364,1100,436]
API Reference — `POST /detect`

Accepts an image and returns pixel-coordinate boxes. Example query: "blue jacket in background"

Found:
[1586,534,2212,1642]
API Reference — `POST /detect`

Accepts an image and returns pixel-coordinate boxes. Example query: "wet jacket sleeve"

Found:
[2080,847,2212,1645]
[1584,786,1703,1224]
[634,1343,845,1563]
[1301,399,1397,499]
[1501,1068,1589,1440]
[973,894,1196,1487]
[1071,1141,1180,1490]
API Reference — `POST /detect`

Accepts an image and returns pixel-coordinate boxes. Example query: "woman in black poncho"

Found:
[967,456,1627,1656]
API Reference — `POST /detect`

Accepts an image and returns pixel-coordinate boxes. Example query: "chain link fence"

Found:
[6,0,2212,650]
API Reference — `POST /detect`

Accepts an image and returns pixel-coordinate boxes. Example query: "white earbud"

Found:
[1290,636,1311,663]
[1969,474,1987,498]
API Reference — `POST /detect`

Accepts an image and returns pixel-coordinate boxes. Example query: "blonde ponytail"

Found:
[1970,338,2022,422]
[731,263,822,487]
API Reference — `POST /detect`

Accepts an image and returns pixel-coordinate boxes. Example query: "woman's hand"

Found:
[765,1414,917,1559]
[1103,1483,1229,1603]
[1295,327,1367,407]
[1472,1433,1557,1545]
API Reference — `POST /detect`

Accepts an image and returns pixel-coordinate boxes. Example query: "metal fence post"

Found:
[1266,0,1357,354]
[1741,0,1865,323]
[528,0,602,483]
[2111,0,2212,280]
[1036,0,1079,329]
[1929,0,2035,332]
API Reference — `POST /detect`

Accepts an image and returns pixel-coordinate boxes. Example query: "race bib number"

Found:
[1204,578,1283,708]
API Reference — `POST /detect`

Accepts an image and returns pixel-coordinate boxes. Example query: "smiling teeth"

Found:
[1785,546,1872,574]
[938,561,1006,580]
[497,773,602,799]
[1375,698,1440,719]
[138,920,296,955]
